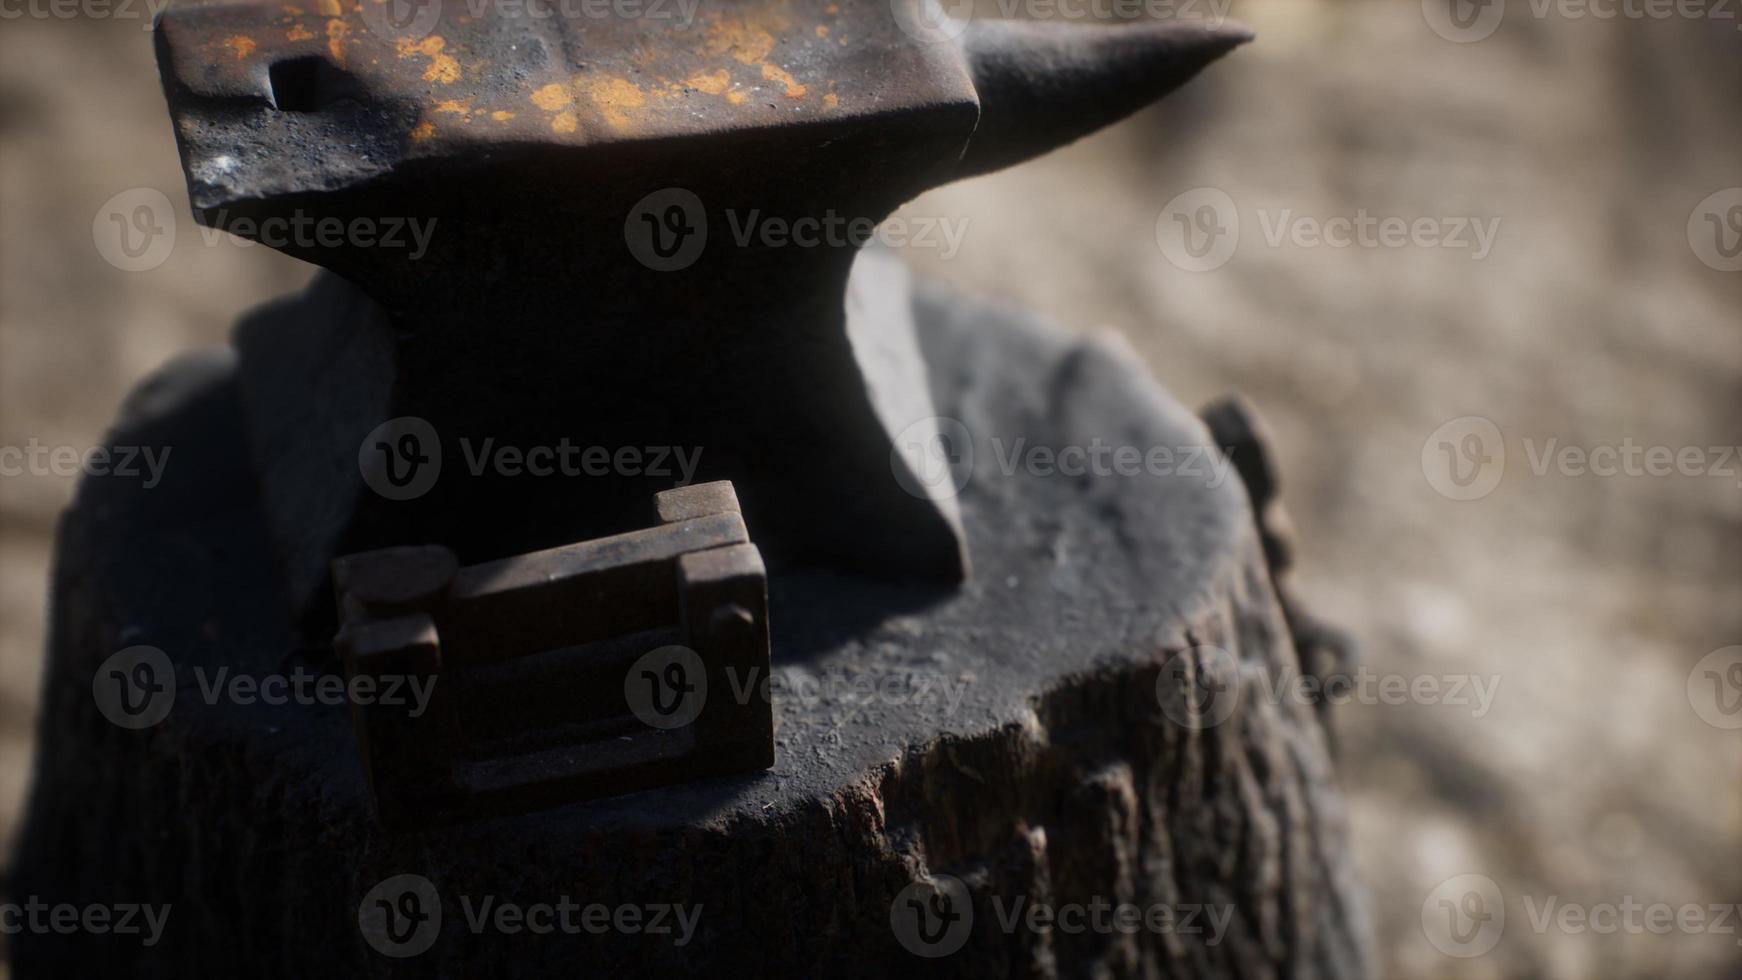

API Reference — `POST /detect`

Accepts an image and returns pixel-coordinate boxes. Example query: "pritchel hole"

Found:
[268,56,361,112]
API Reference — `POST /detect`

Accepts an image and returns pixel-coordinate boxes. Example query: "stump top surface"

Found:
[53,275,1249,839]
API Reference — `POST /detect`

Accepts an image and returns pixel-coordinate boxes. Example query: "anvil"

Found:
[153,0,1249,608]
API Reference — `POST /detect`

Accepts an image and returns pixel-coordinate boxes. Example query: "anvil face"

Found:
[155,0,980,217]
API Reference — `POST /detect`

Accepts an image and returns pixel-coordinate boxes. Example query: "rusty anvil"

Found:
[153,0,1249,622]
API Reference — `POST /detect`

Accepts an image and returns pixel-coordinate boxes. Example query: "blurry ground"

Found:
[1,1,1738,977]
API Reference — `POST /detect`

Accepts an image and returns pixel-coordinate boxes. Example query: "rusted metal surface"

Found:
[333,481,772,826]
[153,0,1251,593]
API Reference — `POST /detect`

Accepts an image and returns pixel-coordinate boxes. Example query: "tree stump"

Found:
[13,272,1369,978]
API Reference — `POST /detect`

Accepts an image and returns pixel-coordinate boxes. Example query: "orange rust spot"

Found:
[726,91,748,106]
[761,63,806,99]
[814,25,828,38]
[681,70,732,96]
[704,19,775,65]
[823,92,839,109]
[410,121,436,141]
[435,100,470,116]
[315,0,341,15]
[286,25,315,41]
[423,38,461,84]
[222,35,257,59]
[397,36,459,84]
[589,77,645,129]
[325,18,349,64]
[491,110,516,122]
[530,82,572,111]
[825,3,839,11]
[551,112,578,134]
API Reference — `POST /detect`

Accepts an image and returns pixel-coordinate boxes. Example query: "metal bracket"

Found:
[333,481,773,826]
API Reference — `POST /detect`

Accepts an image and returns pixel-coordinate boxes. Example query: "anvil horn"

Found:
[956,19,1254,178]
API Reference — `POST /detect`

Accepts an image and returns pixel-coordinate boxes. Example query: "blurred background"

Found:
[1,0,1737,976]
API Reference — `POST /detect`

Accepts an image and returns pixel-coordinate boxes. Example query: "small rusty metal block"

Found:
[332,481,772,826]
